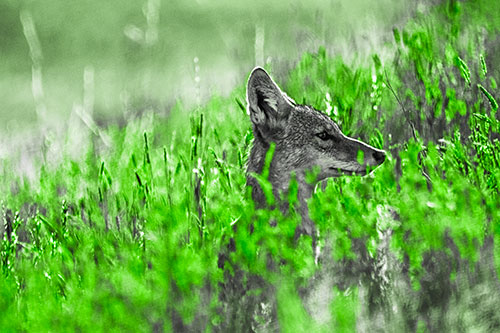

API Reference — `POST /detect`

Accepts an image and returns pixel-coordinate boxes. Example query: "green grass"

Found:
[2,0,500,331]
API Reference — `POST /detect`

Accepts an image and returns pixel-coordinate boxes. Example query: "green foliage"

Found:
[330,287,358,332]
[1,0,500,331]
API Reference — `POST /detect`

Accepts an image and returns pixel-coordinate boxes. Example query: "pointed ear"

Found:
[246,67,294,133]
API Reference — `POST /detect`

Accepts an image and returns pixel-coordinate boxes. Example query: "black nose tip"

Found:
[373,150,386,164]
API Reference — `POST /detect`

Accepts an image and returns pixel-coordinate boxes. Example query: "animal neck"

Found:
[246,139,315,223]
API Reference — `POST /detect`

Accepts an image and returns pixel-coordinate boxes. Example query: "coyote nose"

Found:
[373,150,386,164]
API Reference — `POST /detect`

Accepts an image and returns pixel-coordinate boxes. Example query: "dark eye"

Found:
[316,131,330,141]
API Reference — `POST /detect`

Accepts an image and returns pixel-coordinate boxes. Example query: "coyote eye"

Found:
[316,131,330,141]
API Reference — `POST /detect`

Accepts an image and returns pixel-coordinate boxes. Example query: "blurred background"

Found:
[1,0,419,135]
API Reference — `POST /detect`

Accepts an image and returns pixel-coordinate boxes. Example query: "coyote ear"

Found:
[246,67,294,132]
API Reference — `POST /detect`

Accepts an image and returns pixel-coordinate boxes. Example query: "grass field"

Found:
[1,0,500,331]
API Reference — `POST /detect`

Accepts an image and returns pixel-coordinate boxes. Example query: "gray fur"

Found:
[246,67,386,239]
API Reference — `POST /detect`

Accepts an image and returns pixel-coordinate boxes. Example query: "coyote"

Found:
[246,67,386,244]
[216,68,387,330]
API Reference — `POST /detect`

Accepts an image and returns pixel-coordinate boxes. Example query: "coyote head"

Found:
[246,67,385,205]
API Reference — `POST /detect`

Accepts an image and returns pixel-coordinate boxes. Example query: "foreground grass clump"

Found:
[1,0,500,331]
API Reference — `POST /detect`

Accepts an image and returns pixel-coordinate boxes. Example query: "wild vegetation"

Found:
[1,0,500,331]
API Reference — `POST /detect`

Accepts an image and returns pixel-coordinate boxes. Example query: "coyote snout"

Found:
[304,129,386,179]
[245,67,385,237]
